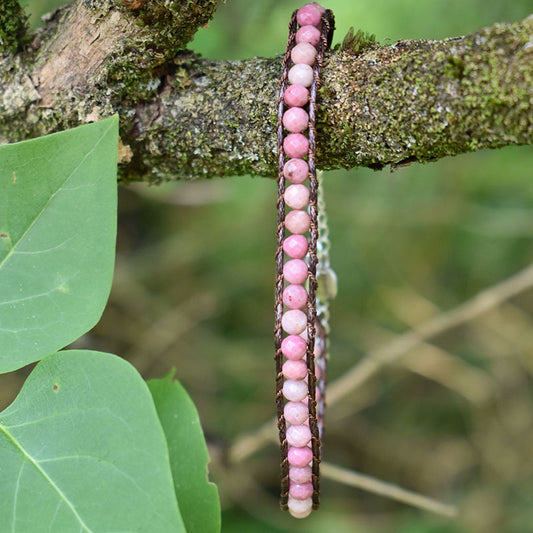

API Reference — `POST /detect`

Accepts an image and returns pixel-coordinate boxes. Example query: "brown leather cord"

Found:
[275,10,298,510]
[275,8,335,512]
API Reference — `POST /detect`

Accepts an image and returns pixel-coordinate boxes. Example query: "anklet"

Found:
[274,2,335,519]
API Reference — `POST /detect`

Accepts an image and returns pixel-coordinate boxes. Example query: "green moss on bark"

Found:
[0,0,27,55]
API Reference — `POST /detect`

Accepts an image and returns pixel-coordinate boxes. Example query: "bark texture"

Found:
[0,1,532,182]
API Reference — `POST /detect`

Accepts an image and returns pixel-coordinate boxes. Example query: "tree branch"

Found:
[0,0,27,54]
[0,1,531,181]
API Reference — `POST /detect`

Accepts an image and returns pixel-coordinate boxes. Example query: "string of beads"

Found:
[275,2,334,519]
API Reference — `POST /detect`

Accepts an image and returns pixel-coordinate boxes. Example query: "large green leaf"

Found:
[0,350,185,532]
[149,373,221,533]
[0,117,118,372]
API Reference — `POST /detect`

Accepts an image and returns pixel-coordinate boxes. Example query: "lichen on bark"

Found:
[0,1,531,182]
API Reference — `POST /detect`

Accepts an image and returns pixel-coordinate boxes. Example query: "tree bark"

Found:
[0,1,532,181]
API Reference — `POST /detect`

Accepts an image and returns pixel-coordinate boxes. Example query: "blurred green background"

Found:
[6,1,533,532]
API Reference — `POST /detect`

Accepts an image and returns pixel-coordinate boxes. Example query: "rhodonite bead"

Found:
[289,465,313,484]
[284,401,309,425]
[284,84,310,107]
[283,359,308,380]
[291,42,318,66]
[297,3,322,26]
[281,334,307,359]
[288,496,313,519]
[286,424,312,447]
[283,158,309,184]
[282,309,307,334]
[283,134,309,159]
[288,445,313,467]
[295,25,321,46]
[282,107,309,133]
[283,284,308,309]
[283,379,309,402]
[285,210,311,235]
[283,235,308,258]
[288,63,314,87]
[283,259,308,284]
[289,482,314,500]
[284,184,310,210]
[308,2,326,15]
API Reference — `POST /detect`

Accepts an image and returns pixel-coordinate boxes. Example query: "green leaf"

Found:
[0,117,118,372]
[148,373,221,533]
[0,350,185,532]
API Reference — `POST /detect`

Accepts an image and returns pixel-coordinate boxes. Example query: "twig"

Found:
[321,462,458,518]
[229,263,533,463]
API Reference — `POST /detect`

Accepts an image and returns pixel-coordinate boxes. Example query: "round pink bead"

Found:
[284,401,309,425]
[283,235,308,259]
[281,334,307,360]
[282,107,309,133]
[286,424,312,447]
[284,84,309,107]
[283,379,308,402]
[288,446,313,467]
[283,360,308,380]
[285,210,311,235]
[296,25,321,46]
[288,496,313,519]
[283,158,309,184]
[297,3,322,26]
[283,259,308,285]
[283,284,308,309]
[282,309,307,335]
[291,42,318,66]
[308,2,326,15]
[289,465,312,484]
[283,134,309,159]
[288,63,314,87]
[290,482,314,500]
[284,184,310,210]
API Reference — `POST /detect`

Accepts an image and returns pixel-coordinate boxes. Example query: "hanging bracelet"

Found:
[274,2,335,519]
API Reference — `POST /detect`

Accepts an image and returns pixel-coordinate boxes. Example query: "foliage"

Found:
[0,118,221,532]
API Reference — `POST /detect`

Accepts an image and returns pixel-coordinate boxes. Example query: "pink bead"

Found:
[285,210,311,235]
[297,3,322,26]
[282,309,307,335]
[288,446,313,467]
[289,465,312,484]
[283,379,308,402]
[286,424,312,447]
[296,25,321,47]
[288,496,313,519]
[288,63,314,87]
[283,235,308,259]
[290,482,314,500]
[283,284,308,309]
[284,401,309,425]
[283,134,309,159]
[283,360,308,380]
[284,184,310,210]
[283,158,309,184]
[283,259,308,285]
[281,334,307,359]
[284,84,309,107]
[291,42,318,66]
[282,107,309,133]
[307,2,326,15]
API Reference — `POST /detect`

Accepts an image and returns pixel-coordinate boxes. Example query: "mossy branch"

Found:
[0,0,27,54]
[0,1,532,181]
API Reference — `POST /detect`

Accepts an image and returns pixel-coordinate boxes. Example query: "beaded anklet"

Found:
[274,2,335,519]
